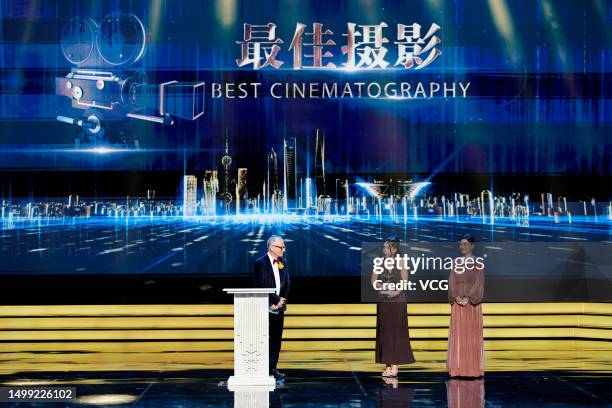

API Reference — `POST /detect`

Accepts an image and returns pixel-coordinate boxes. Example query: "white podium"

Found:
[223,288,276,391]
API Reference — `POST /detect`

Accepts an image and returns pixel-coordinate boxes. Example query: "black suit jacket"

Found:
[252,254,290,311]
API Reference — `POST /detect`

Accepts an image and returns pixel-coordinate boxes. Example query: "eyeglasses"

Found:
[272,245,286,250]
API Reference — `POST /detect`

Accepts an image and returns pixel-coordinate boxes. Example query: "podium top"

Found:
[223,288,276,294]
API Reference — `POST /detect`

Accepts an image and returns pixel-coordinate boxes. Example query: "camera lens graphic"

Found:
[60,17,97,65]
[96,13,146,66]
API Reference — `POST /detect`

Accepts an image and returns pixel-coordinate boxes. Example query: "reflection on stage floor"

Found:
[1,370,610,407]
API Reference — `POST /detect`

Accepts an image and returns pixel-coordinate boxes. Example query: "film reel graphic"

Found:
[60,17,97,66]
[60,13,145,68]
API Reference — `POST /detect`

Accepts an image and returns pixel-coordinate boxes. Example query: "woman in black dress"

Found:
[372,236,416,377]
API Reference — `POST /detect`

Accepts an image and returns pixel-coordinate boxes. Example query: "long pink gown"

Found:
[446,378,485,408]
[447,264,485,377]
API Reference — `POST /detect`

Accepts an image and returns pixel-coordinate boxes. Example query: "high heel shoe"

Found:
[382,369,398,377]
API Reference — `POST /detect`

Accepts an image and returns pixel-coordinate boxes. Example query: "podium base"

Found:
[227,375,276,390]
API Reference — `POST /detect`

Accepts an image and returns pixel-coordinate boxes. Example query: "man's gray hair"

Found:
[267,235,284,248]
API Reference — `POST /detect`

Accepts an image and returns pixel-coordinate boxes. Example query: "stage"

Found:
[0,303,610,406]
[1,370,611,407]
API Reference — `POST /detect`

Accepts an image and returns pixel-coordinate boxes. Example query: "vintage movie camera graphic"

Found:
[55,13,204,142]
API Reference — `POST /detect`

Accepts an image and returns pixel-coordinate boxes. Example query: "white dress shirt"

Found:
[267,252,281,296]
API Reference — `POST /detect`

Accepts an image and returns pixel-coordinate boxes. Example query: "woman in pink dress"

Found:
[447,234,485,378]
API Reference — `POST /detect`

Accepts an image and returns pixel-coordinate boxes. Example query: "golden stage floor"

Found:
[0,303,610,375]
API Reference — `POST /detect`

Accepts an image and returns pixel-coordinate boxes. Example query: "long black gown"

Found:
[375,268,416,365]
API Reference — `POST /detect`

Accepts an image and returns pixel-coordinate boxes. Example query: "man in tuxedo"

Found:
[252,235,290,380]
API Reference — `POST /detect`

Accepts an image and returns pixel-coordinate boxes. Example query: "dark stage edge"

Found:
[1,370,611,407]
[0,276,610,304]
